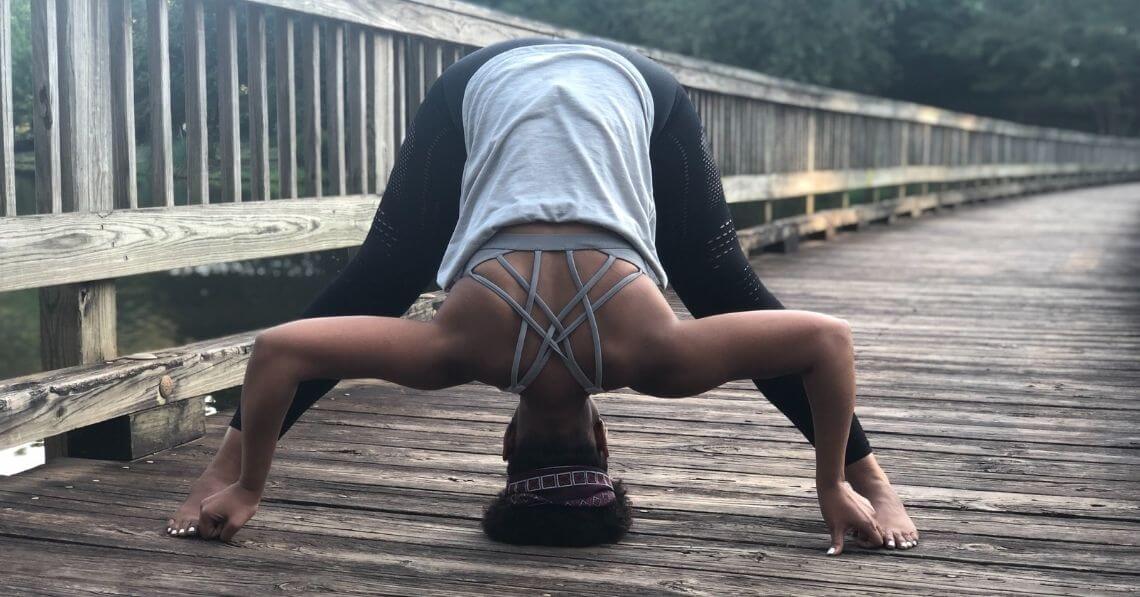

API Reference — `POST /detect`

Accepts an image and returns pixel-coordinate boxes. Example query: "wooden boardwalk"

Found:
[2,185,1139,595]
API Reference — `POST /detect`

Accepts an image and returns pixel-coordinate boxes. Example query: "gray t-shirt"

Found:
[435,43,667,291]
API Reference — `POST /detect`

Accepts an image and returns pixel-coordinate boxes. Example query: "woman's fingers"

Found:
[827,525,845,556]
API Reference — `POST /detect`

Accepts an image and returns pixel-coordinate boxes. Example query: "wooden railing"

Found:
[2,0,1138,458]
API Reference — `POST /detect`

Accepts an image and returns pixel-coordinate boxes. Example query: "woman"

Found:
[167,36,919,554]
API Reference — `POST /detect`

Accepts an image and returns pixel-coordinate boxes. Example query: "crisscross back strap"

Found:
[467,247,644,394]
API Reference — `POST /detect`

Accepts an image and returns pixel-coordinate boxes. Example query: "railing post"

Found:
[804,111,816,216]
[39,0,201,461]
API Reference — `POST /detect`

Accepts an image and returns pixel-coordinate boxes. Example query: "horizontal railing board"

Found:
[721,162,1137,203]
[0,195,381,293]
[3,165,1135,293]
[0,292,444,450]
[0,172,1123,449]
[249,0,1140,146]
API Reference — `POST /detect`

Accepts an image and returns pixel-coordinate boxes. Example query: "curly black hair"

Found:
[481,440,633,546]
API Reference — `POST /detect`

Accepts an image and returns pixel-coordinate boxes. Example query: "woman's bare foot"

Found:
[846,454,919,550]
[165,427,242,537]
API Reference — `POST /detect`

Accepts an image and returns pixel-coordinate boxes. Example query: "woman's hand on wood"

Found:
[817,481,884,555]
[198,483,261,542]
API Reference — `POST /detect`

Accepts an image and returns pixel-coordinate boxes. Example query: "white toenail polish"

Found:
[887,540,895,547]
[826,547,836,555]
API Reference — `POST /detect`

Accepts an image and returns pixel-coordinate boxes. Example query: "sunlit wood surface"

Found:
[2,184,1138,595]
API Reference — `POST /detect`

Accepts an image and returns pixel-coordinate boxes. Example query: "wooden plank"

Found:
[0,170,1128,293]
[39,0,116,458]
[236,0,1139,147]
[0,195,381,292]
[404,35,423,128]
[0,0,13,216]
[0,291,442,449]
[217,3,241,202]
[325,22,346,195]
[246,5,270,201]
[109,0,137,210]
[720,162,1134,204]
[393,33,407,145]
[299,17,321,197]
[345,26,367,194]
[369,32,395,191]
[183,0,208,204]
[275,12,298,199]
[146,0,173,207]
[30,0,60,215]
[3,486,1135,595]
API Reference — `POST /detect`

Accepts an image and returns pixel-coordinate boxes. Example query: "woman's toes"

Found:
[884,533,896,549]
[187,525,198,536]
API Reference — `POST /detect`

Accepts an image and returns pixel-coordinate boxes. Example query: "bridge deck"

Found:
[2,185,1139,595]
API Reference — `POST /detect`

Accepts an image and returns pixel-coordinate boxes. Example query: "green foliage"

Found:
[468,0,1140,136]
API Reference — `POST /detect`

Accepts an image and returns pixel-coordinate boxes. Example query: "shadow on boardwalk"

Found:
[2,184,1138,595]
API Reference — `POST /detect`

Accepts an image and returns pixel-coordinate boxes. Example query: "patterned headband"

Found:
[505,465,616,507]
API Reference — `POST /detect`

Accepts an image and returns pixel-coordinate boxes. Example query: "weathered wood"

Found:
[4,182,1140,591]
[147,0,173,207]
[325,22,346,195]
[0,195,381,292]
[217,3,241,202]
[183,0,208,204]
[346,26,368,193]
[393,34,407,145]
[0,172,1123,294]
[299,17,321,197]
[0,291,443,449]
[31,0,60,215]
[0,0,14,216]
[66,397,205,461]
[247,5,270,201]
[369,32,395,191]
[720,162,1132,204]
[109,0,137,210]
[404,35,423,126]
[275,12,298,198]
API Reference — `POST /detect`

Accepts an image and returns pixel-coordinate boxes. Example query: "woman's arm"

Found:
[637,307,883,554]
[647,82,875,467]
[197,315,469,541]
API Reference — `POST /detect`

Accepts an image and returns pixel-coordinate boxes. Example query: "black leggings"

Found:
[229,37,873,466]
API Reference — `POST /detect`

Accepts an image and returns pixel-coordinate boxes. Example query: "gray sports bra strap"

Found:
[466,245,646,394]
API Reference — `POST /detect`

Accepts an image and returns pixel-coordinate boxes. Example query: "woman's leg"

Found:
[168,77,467,536]
[648,83,872,464]
[647,83,917,548]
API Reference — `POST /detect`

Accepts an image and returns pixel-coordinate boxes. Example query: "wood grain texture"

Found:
[183,0,208,204]
[217,3,241,202]
[246,5,270,201]
[299,17,321,197]
[236,0,1140,150]
[0,195,382,292]
[0,291,443,448]
[0,0,14,216]
[346,26,368,193]
[1,172,1134,294]
[275,12,298,199]
[109,0,137,210]
[30,0,60,215]
[146,0,173,207]
[325,22,346,195]
[3,182,1140,592]
[369,31,395,191]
